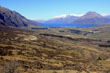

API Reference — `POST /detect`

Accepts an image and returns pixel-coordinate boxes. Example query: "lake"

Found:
[42,24,98,28]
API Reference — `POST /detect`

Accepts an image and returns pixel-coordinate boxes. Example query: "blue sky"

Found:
[0,0,110,20]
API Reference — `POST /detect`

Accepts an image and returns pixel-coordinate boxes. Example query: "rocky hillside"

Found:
[0,6,41,27]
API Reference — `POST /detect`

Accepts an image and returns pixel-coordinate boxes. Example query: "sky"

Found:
[0,0,110,20]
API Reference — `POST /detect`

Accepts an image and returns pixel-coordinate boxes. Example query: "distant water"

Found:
[42,24,98,28]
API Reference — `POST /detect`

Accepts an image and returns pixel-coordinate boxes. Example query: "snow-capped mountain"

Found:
[44,12,110,25]
[45,14,80,24]
[72,12,110,24]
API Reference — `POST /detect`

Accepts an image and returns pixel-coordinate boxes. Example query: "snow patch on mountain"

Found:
[53,14,84,18]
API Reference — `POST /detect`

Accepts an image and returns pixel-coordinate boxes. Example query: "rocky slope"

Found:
[0,6,41,27]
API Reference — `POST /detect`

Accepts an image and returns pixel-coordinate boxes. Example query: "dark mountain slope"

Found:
[0,6,41,27]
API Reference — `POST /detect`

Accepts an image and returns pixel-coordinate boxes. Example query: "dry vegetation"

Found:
[0,26,110,73]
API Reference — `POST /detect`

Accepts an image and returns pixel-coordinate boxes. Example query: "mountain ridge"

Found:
[45,15,79,24]
[0,6,41,27]
[43,12,110,25]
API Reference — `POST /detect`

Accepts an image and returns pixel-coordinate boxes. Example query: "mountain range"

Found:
[45,15,79,24]
[0,6,41,27]
[0,6,110,28]
[44,12,110,25]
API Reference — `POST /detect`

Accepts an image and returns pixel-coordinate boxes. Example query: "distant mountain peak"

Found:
[81,11,103,19]
[86,11,98,14]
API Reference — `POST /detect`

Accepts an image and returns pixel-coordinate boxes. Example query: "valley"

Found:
[0,25,110,73]
[0,5,110,73]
